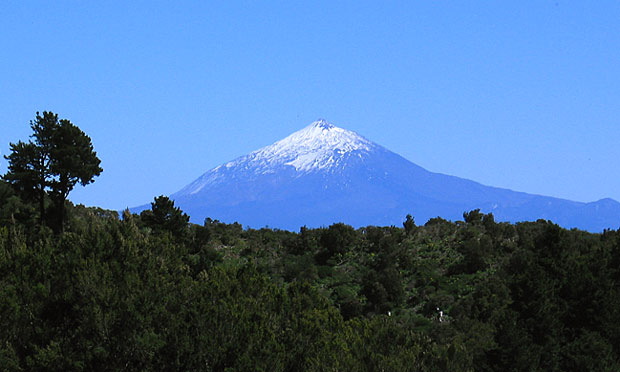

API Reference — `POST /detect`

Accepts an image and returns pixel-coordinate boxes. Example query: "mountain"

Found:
[141,120,620,232]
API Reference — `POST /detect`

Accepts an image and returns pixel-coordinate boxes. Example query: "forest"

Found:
[2,187,620,371]
[2,113,620,371]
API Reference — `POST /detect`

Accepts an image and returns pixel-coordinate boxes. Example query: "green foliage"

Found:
[404,213,416,235]
[0,180,36,227]
[316,222,357,264]
[3,112,102,232]
[5,120,614,369]
[0,192,619,371]
[140,195,189,238]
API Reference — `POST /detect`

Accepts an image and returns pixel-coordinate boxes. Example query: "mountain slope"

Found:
[146,120,620,231]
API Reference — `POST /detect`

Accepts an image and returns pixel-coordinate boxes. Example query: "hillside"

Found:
[2,195,620,371]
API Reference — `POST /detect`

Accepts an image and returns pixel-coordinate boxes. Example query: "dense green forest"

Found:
[2,187,620,371]
[2,114,620,371]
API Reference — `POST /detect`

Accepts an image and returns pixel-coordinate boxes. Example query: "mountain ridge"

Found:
[136,120,620,232]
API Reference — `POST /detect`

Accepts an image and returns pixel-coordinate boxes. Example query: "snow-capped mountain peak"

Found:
[231,119,375,172]
[312,118,335,130]
[178,120,377,195]
[143,118,620,232]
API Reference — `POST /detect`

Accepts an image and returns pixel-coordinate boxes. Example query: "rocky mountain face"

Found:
[143,120,620,231]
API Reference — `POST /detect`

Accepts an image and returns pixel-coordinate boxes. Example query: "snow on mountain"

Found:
[177,119,378,195]
[227,119,375,173]
[133,119,620,232]
[265,120,374,171]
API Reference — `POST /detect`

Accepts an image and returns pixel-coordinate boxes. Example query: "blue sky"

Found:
[2,1,619,210]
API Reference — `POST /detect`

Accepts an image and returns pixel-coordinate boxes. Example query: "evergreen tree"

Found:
[140,195,189,237]
[3,112,102,232]
[403,214,416,235]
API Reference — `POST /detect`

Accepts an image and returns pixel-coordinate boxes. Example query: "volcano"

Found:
[143,120,620,231]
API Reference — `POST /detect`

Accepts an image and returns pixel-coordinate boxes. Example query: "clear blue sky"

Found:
[2,1,619,210]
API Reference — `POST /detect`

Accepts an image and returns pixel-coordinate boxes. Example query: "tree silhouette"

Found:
[3,111,102,232]
[403,214,415,235]
[140,195,189,237]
